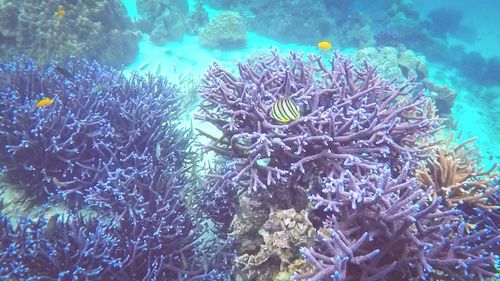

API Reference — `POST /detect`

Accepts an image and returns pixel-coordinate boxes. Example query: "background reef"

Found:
[0,0,140,67]
[203,0,500,87]
[136,0,208,44]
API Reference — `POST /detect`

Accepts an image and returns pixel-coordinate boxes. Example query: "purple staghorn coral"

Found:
[197,50,499,280]
[297,165,499,280]
[0,214,119,279]
[0,170,233,280]
[198,50,434,196]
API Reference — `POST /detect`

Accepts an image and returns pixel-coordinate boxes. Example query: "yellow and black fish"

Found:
[269,98,302,123]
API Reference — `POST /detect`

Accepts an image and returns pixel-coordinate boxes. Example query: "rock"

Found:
[150,12,186,44]
[398,49,428,79]
[422,79,456,115]
[233,208,315,281]
[0,2,19,37]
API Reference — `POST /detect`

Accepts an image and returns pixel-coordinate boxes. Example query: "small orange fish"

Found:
[36,97,54,108]
[317,41,332,50]
[55,8,65,17]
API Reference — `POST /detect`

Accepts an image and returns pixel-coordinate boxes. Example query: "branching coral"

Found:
[0,57,234,280]
[190,165,238,232]
[0,170,234,280]
[197,50,499,280]
[198,50,437,196]
[296,165,499,280]
[0,214,119,279]
[417,137,499,210]
[0,58,183,206]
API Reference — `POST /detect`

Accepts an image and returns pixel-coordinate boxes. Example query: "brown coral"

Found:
[417,137,499,209]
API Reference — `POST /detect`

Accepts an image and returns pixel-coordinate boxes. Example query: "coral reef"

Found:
[0,58,182,206]
[137,0,189,44]
[0,0,140,67]
[206,0,498,86]
[354,47,460,126]
[0,57,234,280]
[187,1,209,35]
[136,0,208,44]
[197,50,500,280]
[199,11,247,50]
[206,0,331,44]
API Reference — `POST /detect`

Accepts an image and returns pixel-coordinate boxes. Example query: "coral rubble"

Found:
[0,0,139,67]
[234,208,314,281]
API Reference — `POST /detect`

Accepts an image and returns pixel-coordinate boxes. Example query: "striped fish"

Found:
[269,98,302,123]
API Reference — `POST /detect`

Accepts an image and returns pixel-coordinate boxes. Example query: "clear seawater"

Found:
[123,0,500,169]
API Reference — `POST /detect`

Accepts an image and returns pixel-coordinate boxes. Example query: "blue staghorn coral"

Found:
[0,172,233,280]
[0,58,234,280]
[197,50,500,280]
[0,58,183,206]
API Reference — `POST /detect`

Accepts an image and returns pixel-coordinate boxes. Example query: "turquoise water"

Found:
[121,0,500,169]
[0,0,499,280]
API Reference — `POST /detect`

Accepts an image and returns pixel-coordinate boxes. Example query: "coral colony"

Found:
[197,51,500,280]
[0,58,178,205]
[0,53,498,280]
[0,59,232,280]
